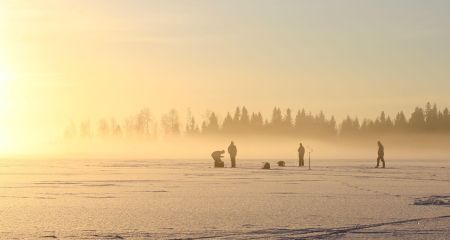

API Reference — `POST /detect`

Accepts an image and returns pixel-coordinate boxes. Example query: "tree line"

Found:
[64,102,450,140]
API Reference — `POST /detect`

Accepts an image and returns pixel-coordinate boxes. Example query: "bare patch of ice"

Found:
[414,196,450,206]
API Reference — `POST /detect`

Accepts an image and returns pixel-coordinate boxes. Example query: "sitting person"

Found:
[211,150,225,168]
[262,162,271,169]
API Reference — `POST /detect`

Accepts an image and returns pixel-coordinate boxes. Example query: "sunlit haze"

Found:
[1,1,450,155]
[3,2,450,239]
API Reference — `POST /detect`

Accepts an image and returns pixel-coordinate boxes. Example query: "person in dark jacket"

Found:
[298,143,305,167]
[376,141,385,168]
[211,150,225,168]
[228,141,237,168]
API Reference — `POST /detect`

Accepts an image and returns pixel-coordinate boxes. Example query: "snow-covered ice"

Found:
[1,158,449,239]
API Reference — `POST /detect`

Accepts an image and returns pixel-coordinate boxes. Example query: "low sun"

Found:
[0,66,13,98]
[0,69,11,84]
[0,66,13,153]
[0,66,12,110]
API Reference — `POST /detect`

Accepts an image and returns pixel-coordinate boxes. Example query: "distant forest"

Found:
[64,102,450,140]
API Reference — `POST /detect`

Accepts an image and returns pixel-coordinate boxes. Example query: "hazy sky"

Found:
[1,0,450,153]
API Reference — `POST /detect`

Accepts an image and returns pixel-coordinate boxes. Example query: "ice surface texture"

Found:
[1,158,450,239]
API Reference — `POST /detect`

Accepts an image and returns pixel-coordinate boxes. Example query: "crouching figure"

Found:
[211,150,225,168]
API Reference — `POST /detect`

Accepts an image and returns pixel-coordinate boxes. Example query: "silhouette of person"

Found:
[211,150,225,168]
[376,141,385,168]
[228,141,237,168]
[298,143,305,167]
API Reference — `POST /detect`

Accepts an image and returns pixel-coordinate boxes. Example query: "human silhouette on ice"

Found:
[211,150,225,168]
[228,141,237,168]
[376,141,385,168]
[298,143,305,167]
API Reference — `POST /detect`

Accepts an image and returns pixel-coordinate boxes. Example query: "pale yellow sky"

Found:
[1,0,450,154]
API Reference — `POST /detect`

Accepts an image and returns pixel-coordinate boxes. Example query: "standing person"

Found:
[298,143,305,167]
[228,141,237,168]
[376,141,385,168]
[211,150,225,168]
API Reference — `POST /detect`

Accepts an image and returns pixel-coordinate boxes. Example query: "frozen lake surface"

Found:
[1,158,450,239]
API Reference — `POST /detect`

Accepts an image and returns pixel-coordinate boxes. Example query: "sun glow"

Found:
[0,69,12,84]
[0,64,14,154]
[0,64,12,94]
[0,65,11,98]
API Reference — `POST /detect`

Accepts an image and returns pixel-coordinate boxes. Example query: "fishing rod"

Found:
[307,146,314,170]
